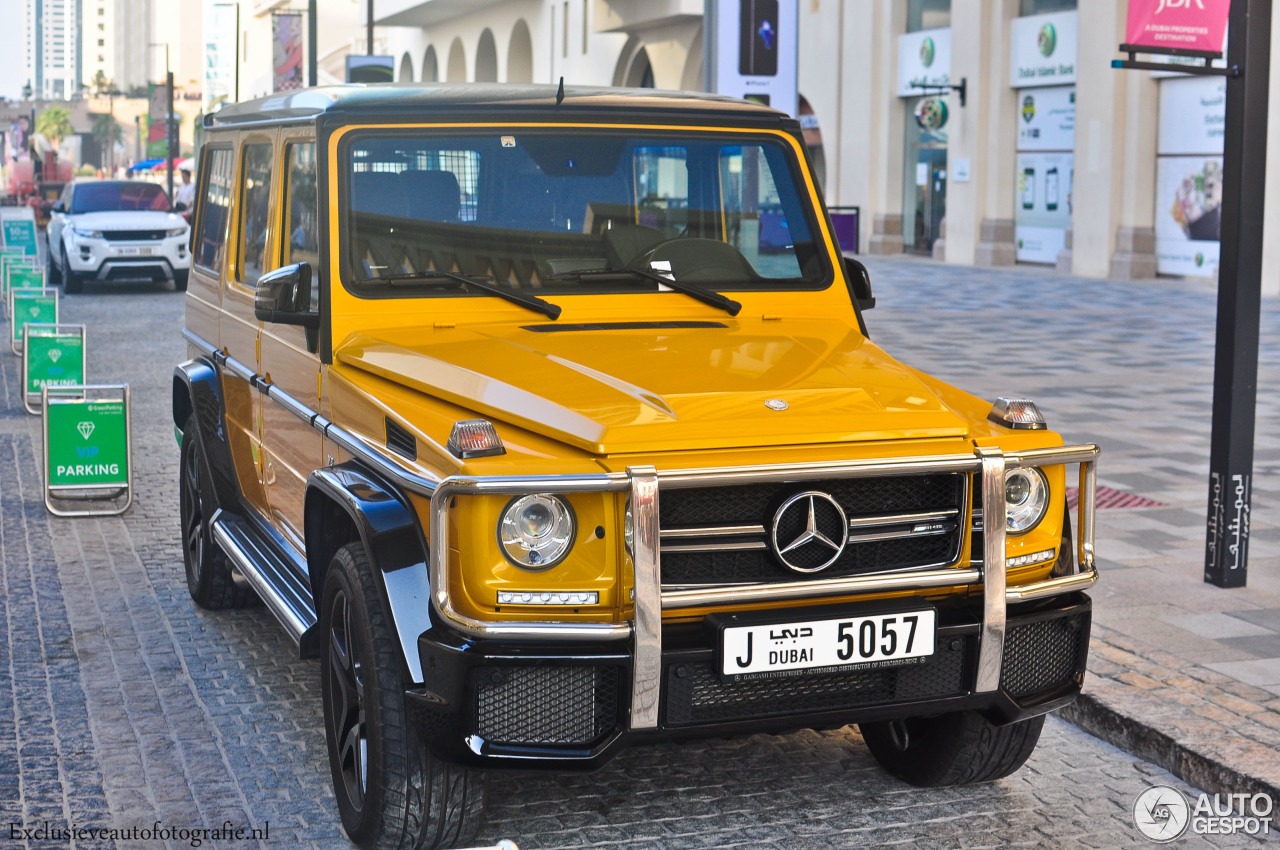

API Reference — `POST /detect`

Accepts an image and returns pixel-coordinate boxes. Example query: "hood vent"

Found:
[385,417,417,461]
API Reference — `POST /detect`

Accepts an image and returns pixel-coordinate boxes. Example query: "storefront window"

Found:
[1019,0,1076,14]
[902,99,948,254]
[907,0,950,32]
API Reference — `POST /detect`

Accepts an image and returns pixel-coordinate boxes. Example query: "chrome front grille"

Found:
[658,474,968,590]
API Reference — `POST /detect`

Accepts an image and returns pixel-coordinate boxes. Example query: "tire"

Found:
[173,270,189,292]
[179,415,255,609]
[47,237,62,285]
[321,542,488,850]
[860,710,1046,787]
[61,246,83,294]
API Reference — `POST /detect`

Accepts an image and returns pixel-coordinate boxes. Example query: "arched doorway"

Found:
[476,29,498,82]
[447,38,467,82]
[398,52,414,83]
[507,20,533,83]
[422,46,438,82]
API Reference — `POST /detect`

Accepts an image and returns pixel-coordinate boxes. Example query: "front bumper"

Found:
[416,444,1100,768]
[66,233,190,280]
[411,592,1092,768]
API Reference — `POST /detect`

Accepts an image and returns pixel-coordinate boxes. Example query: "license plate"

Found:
[117,246,154,256]
[721,609,936,680]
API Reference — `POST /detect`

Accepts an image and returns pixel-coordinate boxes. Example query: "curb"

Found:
[1059,692,1280,803]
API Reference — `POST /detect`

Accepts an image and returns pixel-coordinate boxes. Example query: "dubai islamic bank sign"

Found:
[1125,0,1230,56]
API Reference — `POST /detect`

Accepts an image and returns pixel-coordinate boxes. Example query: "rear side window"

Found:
[196,147,233,271]
[239,143,274,287]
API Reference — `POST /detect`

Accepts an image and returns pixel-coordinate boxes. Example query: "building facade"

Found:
[23,0,81,101]
[364,0,1280,294]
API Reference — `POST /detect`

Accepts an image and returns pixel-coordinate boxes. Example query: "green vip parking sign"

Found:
[22,324,86,414]
[8,267,43,291]
[10,287,58,351]
[43,384,133,517]
[47,399,128,487]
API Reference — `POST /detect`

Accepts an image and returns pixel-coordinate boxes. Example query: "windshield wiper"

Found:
[373,270,561,320]
[545,267,741,317]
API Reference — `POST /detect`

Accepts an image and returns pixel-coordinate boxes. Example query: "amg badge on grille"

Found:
[769,492,848,573]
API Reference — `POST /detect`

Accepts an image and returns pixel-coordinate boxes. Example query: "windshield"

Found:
[71,182,171,214]
[343,129,830,298]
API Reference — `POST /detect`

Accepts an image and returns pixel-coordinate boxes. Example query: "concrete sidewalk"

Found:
[863,254,1280,802]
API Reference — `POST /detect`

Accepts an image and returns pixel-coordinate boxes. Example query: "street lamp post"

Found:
[149,42,176,203]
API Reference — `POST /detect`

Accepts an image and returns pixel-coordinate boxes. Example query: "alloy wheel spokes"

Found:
[328,590,368,806]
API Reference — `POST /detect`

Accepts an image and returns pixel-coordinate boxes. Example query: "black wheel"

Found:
[179,416,255,609]
[47,236,62,285]
[860,710,1046,787]
[61,246,83,294]
[173,270,189,292]
[321,542,487,850]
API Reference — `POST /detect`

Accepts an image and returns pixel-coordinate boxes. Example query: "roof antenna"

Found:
[556,76,565,106]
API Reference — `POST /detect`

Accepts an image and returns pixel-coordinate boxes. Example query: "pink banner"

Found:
[1126,0,1230,55]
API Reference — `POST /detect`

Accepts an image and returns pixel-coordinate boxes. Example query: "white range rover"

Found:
[47,180,191,293]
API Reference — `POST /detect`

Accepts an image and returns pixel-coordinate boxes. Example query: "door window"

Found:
[238,143,274,286]
[283,142,320,309]
[196,147,233,271]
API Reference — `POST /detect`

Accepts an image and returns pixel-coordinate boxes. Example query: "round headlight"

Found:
[1004,468,1049,534]
[623,499,634,557]
[498,494,575,569]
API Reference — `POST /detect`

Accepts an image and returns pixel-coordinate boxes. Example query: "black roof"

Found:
[204,83,794,130]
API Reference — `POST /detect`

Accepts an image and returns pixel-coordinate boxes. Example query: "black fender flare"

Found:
[172,358,241,510]
[305,462,434,682]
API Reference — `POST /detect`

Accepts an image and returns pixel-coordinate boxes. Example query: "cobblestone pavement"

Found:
[862,256,1280,802]
[0,269,1270,849]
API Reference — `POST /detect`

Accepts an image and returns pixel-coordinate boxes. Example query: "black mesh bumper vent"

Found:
[1000,614,1086,698]
[474,666,618,746]
[664,637,969,726]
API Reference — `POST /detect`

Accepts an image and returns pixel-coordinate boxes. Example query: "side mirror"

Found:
[843,255,875,311]
[173,201,187,212]
[255,262,319,328]
[52,202,66,213]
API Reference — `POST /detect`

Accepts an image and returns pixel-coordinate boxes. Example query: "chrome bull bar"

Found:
[428,444,1100,731]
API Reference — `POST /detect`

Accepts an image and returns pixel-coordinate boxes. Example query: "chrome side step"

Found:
[211,510,316,645]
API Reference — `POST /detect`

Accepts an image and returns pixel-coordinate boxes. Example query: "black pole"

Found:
[166,69,175,203]
[1205,0,1270,588]
[308,0,318,87]
[366,0,373,56]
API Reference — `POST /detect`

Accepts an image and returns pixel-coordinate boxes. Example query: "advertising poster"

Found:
[272,13,304,92]
[1156,156,1223,276]
[146,82,170,159]
[1015,152,1073,263]
[897,28,951,97]
[1010,11,1078,89]
[1017,85,1075,151]
[1156,76,1224,276]
[705,0,799,117]
[1126,0,1229,55]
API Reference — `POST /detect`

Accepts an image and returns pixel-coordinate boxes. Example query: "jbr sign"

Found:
[43,384,133,517]
[22,324,87,414]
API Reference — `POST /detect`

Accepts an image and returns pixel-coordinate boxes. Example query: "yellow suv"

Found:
[174,84,1099,849]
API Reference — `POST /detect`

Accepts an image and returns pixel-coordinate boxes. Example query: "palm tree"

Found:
[92,113,123,170]
[35,105,74,147]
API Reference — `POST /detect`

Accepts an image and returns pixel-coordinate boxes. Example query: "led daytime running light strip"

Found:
[1006,548,1056,568]
[497,590,599,606]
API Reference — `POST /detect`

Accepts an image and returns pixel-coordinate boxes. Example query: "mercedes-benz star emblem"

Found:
[769,491,848,573]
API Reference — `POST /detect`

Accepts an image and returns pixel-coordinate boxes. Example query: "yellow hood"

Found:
[336,318,971,455]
